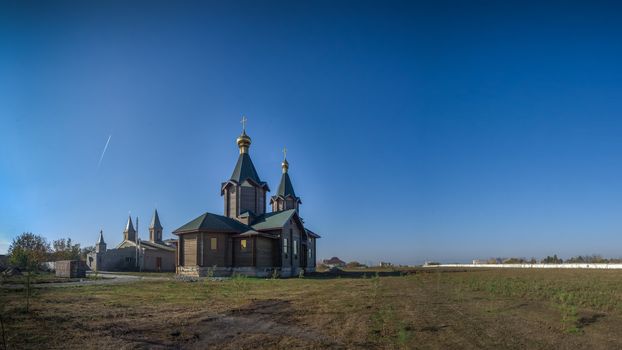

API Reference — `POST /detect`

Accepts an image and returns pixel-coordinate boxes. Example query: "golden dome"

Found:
[237,130,251,154]
[281,158,289,173]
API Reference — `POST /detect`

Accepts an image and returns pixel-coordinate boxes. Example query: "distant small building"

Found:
[87,210,177,272]
[323,257,346,268]
[55,260,86,278]
[380,261,393,268]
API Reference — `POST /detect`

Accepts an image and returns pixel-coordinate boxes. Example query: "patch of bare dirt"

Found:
[179,299,342,349]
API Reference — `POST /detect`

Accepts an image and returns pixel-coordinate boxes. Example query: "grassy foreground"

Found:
[3,268,622,349]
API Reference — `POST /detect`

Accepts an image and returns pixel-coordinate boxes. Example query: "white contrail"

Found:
[97,135,112,169]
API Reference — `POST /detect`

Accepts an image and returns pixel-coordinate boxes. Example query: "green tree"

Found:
[80,246,95,260]
[346,261,367,269]
[51,238,81,261]
[543,254,563,264]
[8,233,50,269]
[8,232,50,312]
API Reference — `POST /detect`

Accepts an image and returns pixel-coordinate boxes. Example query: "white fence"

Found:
[424,263,622,269]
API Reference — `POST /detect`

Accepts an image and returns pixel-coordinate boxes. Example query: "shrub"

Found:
[346,261,367,269]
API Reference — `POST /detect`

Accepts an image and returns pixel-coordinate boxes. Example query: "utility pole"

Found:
[135,216,139,270]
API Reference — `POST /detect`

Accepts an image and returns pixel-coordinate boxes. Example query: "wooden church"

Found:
[173,122,320,277]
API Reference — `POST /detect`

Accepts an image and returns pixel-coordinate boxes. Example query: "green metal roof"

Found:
[251,209,297,231]
[276,172,297,198]
[174,209,306,234]
[230,153,262,184]
[173,212,250,234]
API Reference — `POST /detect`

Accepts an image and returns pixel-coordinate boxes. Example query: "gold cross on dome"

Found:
[241,115,248,131]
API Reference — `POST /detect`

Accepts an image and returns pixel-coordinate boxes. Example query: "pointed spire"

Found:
[271,148,301,212]
[230,152,261,183]
[96,229,107,253]
[150,209,163,230]
[277,171,296,197]
[97,230,105,244]
[124,215,136,233]
[231,117,262,183]
[277,149,296,198]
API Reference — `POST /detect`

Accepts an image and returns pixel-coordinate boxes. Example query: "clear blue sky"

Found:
[2,1,622,264]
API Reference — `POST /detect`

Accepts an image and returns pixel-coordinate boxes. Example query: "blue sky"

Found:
[2,1,622,264]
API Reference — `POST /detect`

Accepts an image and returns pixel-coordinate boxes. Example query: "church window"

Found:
[283,238,288,255]
[293,240,298,257]
[241,239,247,251]
[210,237,217,250]
[308,248,312,259]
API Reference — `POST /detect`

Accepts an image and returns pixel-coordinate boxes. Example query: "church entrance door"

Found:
[156,257,162,272]
[300,244,307,267]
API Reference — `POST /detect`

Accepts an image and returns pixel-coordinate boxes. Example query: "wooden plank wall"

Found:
[233,237,254,266]
[255,237,274,267]
[227,186,237,217]
[201,232,231,267]
[240,185,257,214]
[184,234,197,266]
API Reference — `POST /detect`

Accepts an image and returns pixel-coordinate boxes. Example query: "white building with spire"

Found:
[86,210,176,272]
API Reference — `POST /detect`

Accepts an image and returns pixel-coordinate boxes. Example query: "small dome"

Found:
[236,131,251,153]
[281,158,289,173]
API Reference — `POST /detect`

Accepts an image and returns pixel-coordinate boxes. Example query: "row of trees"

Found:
[565,255,622,264]
[484,254,622,264]
[7,232,94,270]
[541,255,564,264]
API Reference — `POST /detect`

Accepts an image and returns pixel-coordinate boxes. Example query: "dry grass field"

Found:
[3,268,622,349]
